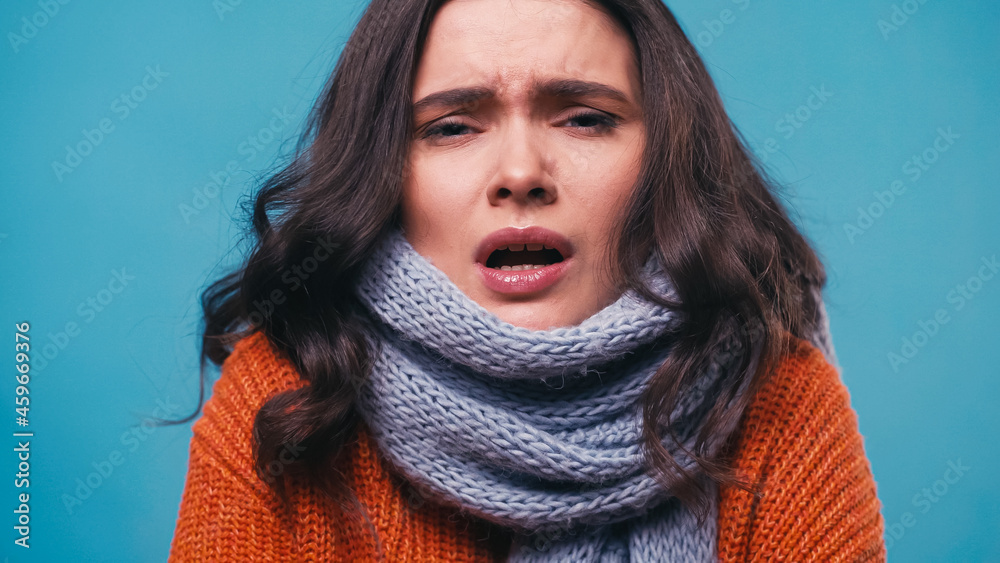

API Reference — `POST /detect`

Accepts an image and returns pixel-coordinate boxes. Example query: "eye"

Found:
[421,119,472,139]
[419,110,620,140]
[564,110,619,132]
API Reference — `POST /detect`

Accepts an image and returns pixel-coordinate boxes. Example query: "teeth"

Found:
[491,242,560,256]
[495,243,552,253]
[497,264,546,271]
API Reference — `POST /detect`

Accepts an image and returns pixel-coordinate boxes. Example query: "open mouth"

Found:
[475,227,574,294]
[485,243,565,271]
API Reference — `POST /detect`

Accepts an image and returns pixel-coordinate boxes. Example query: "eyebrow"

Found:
[412,78,634,115]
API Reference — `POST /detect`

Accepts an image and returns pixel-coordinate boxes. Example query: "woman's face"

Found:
[402,0,645,330]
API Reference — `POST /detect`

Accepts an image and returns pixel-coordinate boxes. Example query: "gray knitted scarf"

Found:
[351,228,759,562]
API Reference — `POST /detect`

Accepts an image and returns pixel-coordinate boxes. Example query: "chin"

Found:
[486,300,584,331]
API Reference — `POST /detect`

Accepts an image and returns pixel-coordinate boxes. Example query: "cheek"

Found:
[401,160,444,230]
[400,182,438,232]
[584,148,641,236]
[401,159,479,238]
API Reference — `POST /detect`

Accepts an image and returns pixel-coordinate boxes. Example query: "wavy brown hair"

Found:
[162,0,826,534]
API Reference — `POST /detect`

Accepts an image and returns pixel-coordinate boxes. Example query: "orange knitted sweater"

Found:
[168,331,887,562]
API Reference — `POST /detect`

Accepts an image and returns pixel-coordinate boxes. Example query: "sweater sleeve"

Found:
[168,332,305,562]
[716,336,887,562]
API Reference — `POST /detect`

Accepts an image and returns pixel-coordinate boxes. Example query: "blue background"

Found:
[1,1,997,561]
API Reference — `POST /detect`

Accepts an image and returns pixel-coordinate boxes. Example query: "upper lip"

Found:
[474,226,574,265]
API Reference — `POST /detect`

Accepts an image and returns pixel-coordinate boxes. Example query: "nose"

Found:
[486,122,557,207]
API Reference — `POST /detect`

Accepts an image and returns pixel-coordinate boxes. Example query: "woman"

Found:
[167,0,887,560]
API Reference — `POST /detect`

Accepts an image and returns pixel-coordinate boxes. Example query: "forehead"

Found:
[413,0,640,103]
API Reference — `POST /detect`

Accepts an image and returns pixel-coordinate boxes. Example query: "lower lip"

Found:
[476,258,571,295]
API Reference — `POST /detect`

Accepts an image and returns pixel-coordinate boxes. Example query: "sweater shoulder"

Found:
[176,331,510,561]
[194,331,306,436]
[741,335,850,435]
[186,330,308,482]
[217,330,307,401]
[716,335,887,561]
[169,333,316,561]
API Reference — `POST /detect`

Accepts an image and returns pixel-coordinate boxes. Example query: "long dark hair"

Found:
[163,0,826,533]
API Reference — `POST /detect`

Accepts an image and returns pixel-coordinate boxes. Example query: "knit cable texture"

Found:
[167,332,888,561]
[350,228,751,562]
